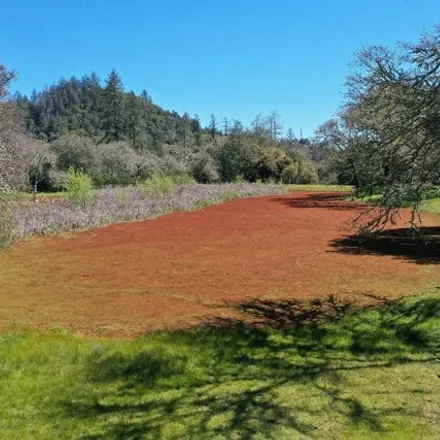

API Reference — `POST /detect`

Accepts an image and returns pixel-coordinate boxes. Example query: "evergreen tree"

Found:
[286,128,296,142]
[208,114,218,141]
[102,69,125,142]
[222,117,229,136]
[178,112,194,149]
[140,89,152,104]
[191,114,202,147]
[126,91,144,150]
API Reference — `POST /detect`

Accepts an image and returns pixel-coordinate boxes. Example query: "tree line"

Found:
[3,24,440,230]
[2,69,331,191]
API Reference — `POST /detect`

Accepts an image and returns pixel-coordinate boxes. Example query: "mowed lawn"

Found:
[0,292,439,439]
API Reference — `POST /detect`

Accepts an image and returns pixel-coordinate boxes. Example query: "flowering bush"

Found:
[12,183,288,239]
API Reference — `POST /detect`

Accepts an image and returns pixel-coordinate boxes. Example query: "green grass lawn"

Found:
[358,194,440,216]
[420,198,440,215]
[0,292,439,439]
[289,184,353,192]
[14,191,65,200]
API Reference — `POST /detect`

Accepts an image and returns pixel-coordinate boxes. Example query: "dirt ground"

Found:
[1,192,439,337]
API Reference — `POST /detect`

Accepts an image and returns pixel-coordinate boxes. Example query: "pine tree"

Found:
[126,91,144,150]
[178,112,194,149]
[102,69,125,141]
[191,114,202,147]
[208,114,218,141]
[222,117,229,136]
[286,128,295,142]
[140,89,152,104]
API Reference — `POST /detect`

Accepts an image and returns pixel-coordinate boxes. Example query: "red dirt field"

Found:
[1,191,440,337]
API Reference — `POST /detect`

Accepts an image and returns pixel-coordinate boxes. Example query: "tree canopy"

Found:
[339,26,440,229]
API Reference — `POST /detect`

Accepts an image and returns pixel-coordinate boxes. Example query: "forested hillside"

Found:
[2,68,344,192]
[15,70,199,150]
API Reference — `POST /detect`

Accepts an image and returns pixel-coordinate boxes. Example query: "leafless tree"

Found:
[267,110,283,141]
[342,26,440,230]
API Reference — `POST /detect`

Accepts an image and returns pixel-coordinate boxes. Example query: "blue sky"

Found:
[1,0,439,136]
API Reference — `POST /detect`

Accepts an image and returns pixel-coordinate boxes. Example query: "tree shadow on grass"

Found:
[61,294,440,439]
[207,294,359,331]
[331,227,440,264]
[271,192,361,211]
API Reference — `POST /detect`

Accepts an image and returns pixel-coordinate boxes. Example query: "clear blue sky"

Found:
[1,0,439,136]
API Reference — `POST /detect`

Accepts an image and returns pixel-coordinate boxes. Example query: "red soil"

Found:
[1,192,439,337]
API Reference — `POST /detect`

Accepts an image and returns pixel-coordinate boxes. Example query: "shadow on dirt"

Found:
[62,293,440,439]
[271,192,361,211]
[331,227,440,265]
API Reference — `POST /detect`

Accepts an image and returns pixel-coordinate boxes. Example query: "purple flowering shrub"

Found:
[12,184,288,239]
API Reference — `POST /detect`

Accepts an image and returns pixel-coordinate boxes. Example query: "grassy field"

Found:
[0,292,439,439]
[358,195,440,215]
[14,191,65,199]
[288,184,352,192]
[421,198,440,214]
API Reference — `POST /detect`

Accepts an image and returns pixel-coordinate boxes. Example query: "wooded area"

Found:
[2,25,440,229]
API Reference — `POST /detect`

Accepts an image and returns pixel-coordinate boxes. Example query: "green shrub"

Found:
[51,135,98,175]
[115,187,129,208]
[96,142,140,186]
[65,168,94,206]
[281,163,300,184]
[47,170,69,192]
[173,173,196,185]
[252,147,292,182]
[138,174,176,198]
[422,186,440,200]
[298,165,319,184]
[233,175,246,183]
[190,154,219,183]
[282,162,319,184]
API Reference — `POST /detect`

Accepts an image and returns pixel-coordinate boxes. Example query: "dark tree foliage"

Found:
[125,91,145,150]
[17,71,202,151]
[102,69,125,142]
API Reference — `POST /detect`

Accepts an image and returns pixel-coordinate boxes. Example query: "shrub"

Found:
[297,164,319,184]
[96,142,140,186]
[282,161,319,184]
[190,154,219,183]
[252,147,292,182]
[233,175,246,183]
[51,135,98,175]
[159,155,192,183]
[65,168,94,206]
[138,174,176,198]
[12,183,289,238]
[422,186,440,200]
[47,170,69,192]
[281,163,300,184]
[173,173,196,185]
